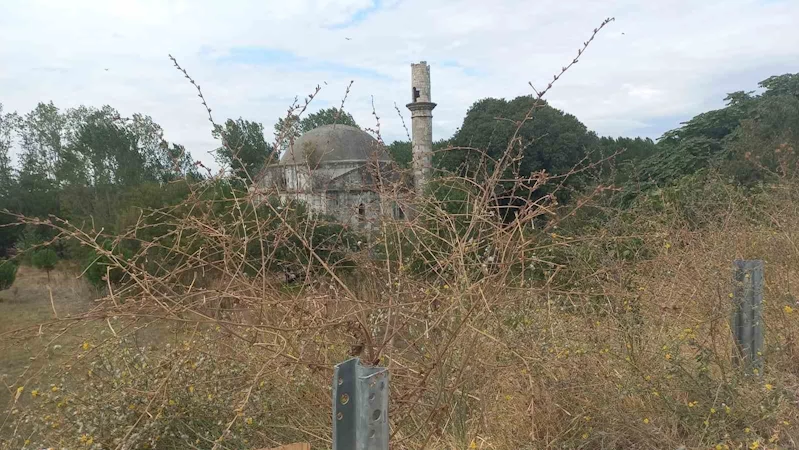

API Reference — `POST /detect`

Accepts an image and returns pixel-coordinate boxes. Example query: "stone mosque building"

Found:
[255,62,436,229]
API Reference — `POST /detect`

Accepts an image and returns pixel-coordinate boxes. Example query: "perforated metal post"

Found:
[333,358,389,450]
[732,260,765,374]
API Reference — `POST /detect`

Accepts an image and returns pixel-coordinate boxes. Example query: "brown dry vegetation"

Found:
[3,18,799,450]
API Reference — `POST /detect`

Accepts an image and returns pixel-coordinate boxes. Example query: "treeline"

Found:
[0,72,795,280]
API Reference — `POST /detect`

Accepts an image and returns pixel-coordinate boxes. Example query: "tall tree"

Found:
[441,96,599,202]
[215,118,275,181]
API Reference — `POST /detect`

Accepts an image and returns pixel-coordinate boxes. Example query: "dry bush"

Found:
[3,17,799,450]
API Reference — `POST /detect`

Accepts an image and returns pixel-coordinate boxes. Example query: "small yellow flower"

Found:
[644,375,651,381]
[765,384,773,391]
[728,293,734,298]
[207,393,213,400]
[168,399,176,406]
[584,416,592,422]
[504,395,512,401]
[783,420,790,426]
[652,391,660,397]
[750,441,760,449]
[664,242,672,249]
[784,305,794,314]
[24,439,30,446]
[469,440,477,449]
[51,385,59,392]
[704,420,710,426]
[188,385,194,394]
[744,427,751,433]
[128,404,136,410]
[245,417,254,425]
[753,368,759,375]
[688,401,698,408]
[582,432,589,439]
[643,417,650,424]
[82,341,90,351]
[710,408,717,414]
[725,405,731,414]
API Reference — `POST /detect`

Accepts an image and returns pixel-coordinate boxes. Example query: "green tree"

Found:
[31,248,58,282]
[441,96,599,203]
[0,259,18,291]
[0,105,21,255]
[215,118,275,181]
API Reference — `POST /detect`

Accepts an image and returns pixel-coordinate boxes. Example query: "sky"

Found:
[1,0,798,171]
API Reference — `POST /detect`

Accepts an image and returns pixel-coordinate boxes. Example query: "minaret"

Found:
[406,61,436,194]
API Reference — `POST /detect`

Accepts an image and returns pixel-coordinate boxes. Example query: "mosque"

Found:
[254,62,436,229]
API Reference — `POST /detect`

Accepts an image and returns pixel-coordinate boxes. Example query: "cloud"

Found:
[1,0,797,170]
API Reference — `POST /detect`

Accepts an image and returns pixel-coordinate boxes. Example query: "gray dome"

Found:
[279,124,392,166]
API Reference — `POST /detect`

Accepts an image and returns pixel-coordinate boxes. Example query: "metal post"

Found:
[333,358,389,450]
[732,260,764,374]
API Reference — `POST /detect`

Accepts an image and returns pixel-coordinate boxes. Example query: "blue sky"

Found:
[1,0,798,171]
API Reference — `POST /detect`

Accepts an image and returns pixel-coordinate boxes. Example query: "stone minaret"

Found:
[406,61,436,194]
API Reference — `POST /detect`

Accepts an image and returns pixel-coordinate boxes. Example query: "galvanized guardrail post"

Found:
[732,259,764,374]
[333,358,389,450]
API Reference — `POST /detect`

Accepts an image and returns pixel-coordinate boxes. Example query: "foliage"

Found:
[31,248,58,275]
[0,259,17,290]
[214,117,275,181]
[440,96,600,203]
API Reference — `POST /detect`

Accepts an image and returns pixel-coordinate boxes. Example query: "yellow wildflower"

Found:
[710,408,716,414]
[750,441,759,449]
[469,440,477,449]
[784,305,794,314]
[31,389,39,398]
[82,341,90,351]
[51,385,59,392]
[765,384,773,391]
[246,417,254,425]
[582,432,589,439]
[643,418,650,424]
[744,427,751,433]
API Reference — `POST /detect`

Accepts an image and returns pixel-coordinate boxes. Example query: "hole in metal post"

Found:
[337,412,343,420]
[369,429,376,439]
[340,393,349,405]
[369,393,375,401]
[338,377,343,386]
[372,409,381,421]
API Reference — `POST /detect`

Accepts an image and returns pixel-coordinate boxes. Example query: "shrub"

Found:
[0,259,18,290]
[31,248,58,281]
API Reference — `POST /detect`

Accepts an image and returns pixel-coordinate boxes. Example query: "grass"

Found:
[0,265,96,406]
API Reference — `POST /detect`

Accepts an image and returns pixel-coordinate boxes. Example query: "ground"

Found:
[0,265,96,406]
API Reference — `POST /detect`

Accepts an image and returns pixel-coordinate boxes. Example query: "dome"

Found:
[279,124,392,166]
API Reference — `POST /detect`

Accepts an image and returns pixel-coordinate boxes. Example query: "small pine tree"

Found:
[31,248,58,282]
[0,259,18,291]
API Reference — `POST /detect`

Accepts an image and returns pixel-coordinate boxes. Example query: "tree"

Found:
[0,259,17,291]
[31,248,58,282]
[215,118,275,181]
[441,96,600,202]
[274,107,359,153]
